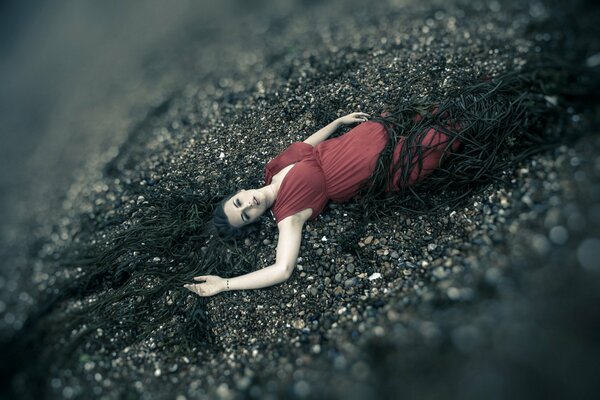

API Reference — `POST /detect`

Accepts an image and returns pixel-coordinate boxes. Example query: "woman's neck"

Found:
[258,184,278,208]
[259,163,293,208]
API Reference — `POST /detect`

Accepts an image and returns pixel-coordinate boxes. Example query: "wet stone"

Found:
[344,278,357,288]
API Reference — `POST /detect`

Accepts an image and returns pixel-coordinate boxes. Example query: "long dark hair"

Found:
[0,182,260,393]
[2,60,591,396]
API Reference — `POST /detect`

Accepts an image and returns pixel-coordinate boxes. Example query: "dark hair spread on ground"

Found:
[1,59,593,392]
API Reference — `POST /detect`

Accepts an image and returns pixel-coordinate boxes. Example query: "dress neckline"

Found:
[270,162,296,211]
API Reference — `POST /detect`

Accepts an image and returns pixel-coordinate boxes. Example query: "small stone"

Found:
[263,239,271,245]
[447,287,461,300]
[344,277,357,288]
[577,238,600,271]
[368,273,381,281]
[346,264,355,273]
[216,383,231,399]
[432,267,448,279]
[309,286,318,296]
[549,226,569,245]
[334,287,344,296]
[364,236,374,245]
[237,376,251,391]
[293,381,311,398]
[292,319,306,329]
[531,234,551,255]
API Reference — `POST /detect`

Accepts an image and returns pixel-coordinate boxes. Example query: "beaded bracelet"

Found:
[226,279,229,291]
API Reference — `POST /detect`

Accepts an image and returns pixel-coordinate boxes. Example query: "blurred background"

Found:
[0,0,279,243]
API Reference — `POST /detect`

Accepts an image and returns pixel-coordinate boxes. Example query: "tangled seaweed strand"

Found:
[1,60,594,395]
[356,63,583,222]
[0,178,258,395]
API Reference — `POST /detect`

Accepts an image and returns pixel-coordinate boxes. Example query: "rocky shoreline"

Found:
[2,0,600,399]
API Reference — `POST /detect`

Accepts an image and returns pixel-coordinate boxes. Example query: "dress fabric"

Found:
[264,120,459,224]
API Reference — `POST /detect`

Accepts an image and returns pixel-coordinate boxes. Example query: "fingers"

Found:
[184,283,205,296]
[351,112,370,122]
[184,283,198,291]
[193,276,207,281]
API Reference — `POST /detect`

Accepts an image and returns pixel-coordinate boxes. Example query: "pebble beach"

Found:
[1,0,600,398]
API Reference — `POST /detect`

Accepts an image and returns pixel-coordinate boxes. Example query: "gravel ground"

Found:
[1,0,600,399]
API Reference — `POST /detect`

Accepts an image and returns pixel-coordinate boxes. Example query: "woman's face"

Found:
[223,189,268,227]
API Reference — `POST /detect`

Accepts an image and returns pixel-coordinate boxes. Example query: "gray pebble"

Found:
[577,238,600,271]
[344,277,357,288]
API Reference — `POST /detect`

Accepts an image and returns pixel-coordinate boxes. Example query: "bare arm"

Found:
[227,213,304,290]
[184,211,308,296]
[303,119,342,146]
[303,112,370,146]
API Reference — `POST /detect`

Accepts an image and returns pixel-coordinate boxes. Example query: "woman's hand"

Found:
[183,275,225,297]
[337,112,370,125]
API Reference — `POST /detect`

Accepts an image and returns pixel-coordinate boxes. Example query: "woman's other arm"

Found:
[183,212,307,296]
[303,112,370,146]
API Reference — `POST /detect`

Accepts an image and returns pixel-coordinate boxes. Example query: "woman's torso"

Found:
[314,120,388,202]
[264,121,389,223]
[265,118,460,223]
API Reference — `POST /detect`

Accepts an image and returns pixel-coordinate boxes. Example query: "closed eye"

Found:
[234,198,248,222]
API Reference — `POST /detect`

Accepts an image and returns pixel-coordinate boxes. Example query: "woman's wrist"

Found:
[222,277,230,292]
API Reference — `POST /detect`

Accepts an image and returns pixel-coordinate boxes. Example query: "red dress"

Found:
[264,120,459,224]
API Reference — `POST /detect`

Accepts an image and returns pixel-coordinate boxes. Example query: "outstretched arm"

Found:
[303,112,370,146]
[183,212,307,296]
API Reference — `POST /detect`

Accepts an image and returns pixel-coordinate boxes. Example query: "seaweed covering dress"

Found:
[264,120,460,224]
